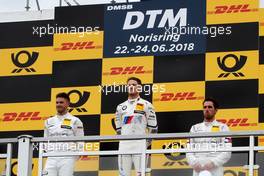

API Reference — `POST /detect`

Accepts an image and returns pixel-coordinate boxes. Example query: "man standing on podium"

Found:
[115,77,158,176]
[186,98,232,176]
[43,92,84,176]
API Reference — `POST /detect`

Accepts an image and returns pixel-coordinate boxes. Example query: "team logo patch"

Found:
[61,119,72,129]
[211,125,220,132]
[134,103,145,114]
[123,116,134,124]
[122,105,127,111]
[136,103,144,111]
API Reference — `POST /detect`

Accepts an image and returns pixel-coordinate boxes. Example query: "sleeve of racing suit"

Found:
[43,120,49,152]
[186,126,199,167]
[115,105,122,135]
[146,102,158,134]
[210,124,232,167]
[73,118,84,152]
[44,120,49,137]
[146,102,158,146]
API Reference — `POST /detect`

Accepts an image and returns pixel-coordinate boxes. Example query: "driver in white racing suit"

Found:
[115,77,158,176]
[186,98,232,176]
[43,92,84,176]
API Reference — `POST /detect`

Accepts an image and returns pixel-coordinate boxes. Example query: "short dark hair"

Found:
[203,98,219,109]
[127,77,142,85]
[56,92,70,102]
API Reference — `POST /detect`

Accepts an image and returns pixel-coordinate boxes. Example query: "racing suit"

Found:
[186,120,232,176]
[115,97,158,176]
[43,112,84,176]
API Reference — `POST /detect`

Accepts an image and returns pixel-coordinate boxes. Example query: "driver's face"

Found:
[127,80,141,96]
[203,101,217,120]
[56,97,69,114]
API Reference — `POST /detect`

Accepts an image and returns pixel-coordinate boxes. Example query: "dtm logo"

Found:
[2,112,43,121]
[54,42,102,51]
[208,4,257,14]
[217,54,247,78]
[103,66,152,76]
[155,92,204,101]
[68,90,90,113]
[123,8,187,30]
[11,50,39,73]
[107,4,133,11]
[162,142,187,167]
[218,118,257,127]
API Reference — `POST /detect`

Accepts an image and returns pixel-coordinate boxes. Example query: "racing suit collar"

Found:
[56,112,69,120]
[204,119,217,126]
[127,96,141,104]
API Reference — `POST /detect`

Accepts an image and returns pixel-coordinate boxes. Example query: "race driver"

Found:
[43,92,84,176]
[115,77,158,176]
[186,98,232,176]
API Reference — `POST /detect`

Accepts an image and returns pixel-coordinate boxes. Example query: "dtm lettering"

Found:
[123,8,187,30]
[155,92,204,101]
[103,66,152,76]
[208,4,258,14]
[2,112,45,121]
[54,41,102,51]
[104,1,205,57]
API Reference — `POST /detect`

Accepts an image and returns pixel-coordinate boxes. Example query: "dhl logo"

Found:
[218,118,257,127]
[208,4,258,15]
[103,66,152,75]
[54,41,102,51]
[259,138,264,143]
[154,92,204,101]
[1,112,47,122]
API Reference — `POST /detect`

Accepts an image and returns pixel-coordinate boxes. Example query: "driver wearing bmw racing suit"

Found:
[115,77,158,176]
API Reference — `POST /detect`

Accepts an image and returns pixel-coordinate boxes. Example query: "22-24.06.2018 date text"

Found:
[114,43,195,55]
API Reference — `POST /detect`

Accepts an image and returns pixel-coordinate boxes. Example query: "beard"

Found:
[204,113,214,121]
[57,107,67,114]
[128,92,137,96]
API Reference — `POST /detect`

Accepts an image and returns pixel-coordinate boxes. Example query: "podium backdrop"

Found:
[0,0,263,175]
